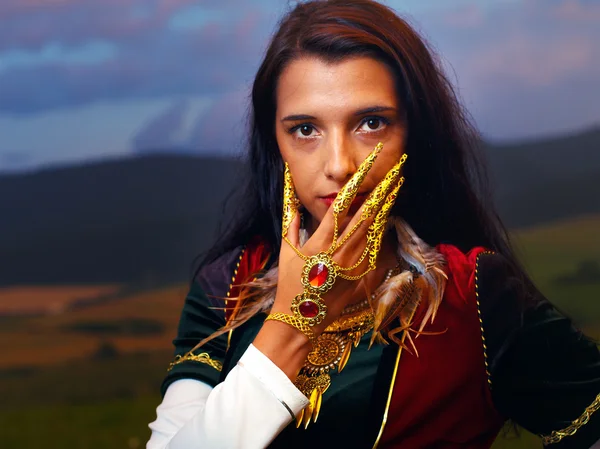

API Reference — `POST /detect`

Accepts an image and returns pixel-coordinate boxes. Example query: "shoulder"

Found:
[435,243,491,304]
[195,236,273,313]
[445,248,600,446]
[194,245,247,304]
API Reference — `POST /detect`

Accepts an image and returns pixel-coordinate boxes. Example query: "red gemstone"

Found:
[299,300,319,318]
[308,263,329,287]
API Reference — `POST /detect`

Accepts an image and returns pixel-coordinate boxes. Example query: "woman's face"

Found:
[275,56,406,233]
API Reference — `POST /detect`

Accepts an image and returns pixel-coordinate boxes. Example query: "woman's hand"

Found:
[253,142,405,380]
[272,143,405,333]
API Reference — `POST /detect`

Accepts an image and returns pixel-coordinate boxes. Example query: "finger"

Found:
[364,177,405,266]
[285,205,302,248]
[281,162,300,239]
[335,154,407,250]
[360,153,406,221]
[334,176,405,275]
[333,142,382,216]
[328,142,383,245]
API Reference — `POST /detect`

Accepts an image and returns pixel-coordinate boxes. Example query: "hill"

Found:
[0,127,598,286]
[487,127,600,226]
[0,155,245,286]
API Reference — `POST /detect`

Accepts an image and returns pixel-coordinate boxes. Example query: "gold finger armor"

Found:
[282,162,300,239]
[330,142,383,247]
[334,153,408,252]
[332,142,383,214]
[366,177,405,269]
[270,146,407,345]
[361,153,407,221]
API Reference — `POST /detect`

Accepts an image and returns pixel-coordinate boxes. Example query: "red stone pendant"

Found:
[299,300,319,318]
[308,263,329,288]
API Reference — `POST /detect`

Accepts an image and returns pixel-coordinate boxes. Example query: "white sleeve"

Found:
[146,344,309,449]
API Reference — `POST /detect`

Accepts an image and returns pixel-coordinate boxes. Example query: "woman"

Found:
[147,1,600,448]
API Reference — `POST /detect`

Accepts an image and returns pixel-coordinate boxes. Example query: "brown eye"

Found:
[300,125,313,136]
[358,116,388,134]
[366,118,380,130]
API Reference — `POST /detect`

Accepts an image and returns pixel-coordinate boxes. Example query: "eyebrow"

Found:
[280,105,397,122]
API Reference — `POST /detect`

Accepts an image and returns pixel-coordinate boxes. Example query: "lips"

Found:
[320,192,369,209]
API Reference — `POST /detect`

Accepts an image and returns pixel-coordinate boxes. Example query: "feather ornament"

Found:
[370,217,448,355]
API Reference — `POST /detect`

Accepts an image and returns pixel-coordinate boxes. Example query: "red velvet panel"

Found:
[379,245,505,448]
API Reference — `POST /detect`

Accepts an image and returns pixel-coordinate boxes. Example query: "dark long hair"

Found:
[199,0,524,280]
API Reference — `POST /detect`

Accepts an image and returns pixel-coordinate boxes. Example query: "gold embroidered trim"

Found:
[474,250,495,387]
[371,307,418,448]
[168,352,223,372]
[541,393,600,445]
[226,246,246,350]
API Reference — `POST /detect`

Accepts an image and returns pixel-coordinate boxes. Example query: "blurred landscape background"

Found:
[1,1,599,448]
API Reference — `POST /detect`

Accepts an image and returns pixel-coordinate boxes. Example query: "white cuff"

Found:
[239,344,309,418]
[147,344,310,449]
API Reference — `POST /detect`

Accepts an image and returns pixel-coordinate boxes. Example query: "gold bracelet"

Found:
[265,312,316,344]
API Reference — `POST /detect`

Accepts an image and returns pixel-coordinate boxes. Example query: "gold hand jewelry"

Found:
[333,153,408,257]
[264,312,317,344]
[275,144,407,338]
[365,177,405,271]
[330,142,383,248]
[282,162,300,239]
[334,176,405,282]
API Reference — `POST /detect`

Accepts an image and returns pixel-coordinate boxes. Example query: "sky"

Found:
[0,0,599,172]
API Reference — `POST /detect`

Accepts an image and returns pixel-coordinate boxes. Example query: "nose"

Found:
[323,135,357,184]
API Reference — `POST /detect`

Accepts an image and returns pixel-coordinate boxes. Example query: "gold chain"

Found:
[283,235,309,261]
[541,393,600,444]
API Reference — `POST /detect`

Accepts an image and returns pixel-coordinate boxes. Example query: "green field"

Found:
[1,215,599,448]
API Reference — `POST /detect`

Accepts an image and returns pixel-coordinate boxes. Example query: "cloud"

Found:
[0,11,270,115]
[132,100,189,153]
[0,0,271,114]
[467,33,596,86]
[0,0,275,51]
[551,0,600,22]
[440,4,484,29]
[0,1,183,52]
[414,0,600,139]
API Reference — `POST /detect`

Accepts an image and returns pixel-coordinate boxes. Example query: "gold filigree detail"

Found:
[294,373,332,428]
[282,162,300,238]
[301,252,339,294]
[264,312,316,344]
[333,142,383,214]
[333,157,406,277]
[305,333,346,374]
[541,393,600,445]
[167,352,223,372]
[324,307,375,333]
[294,307,375,429]
[361,155,406,220]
